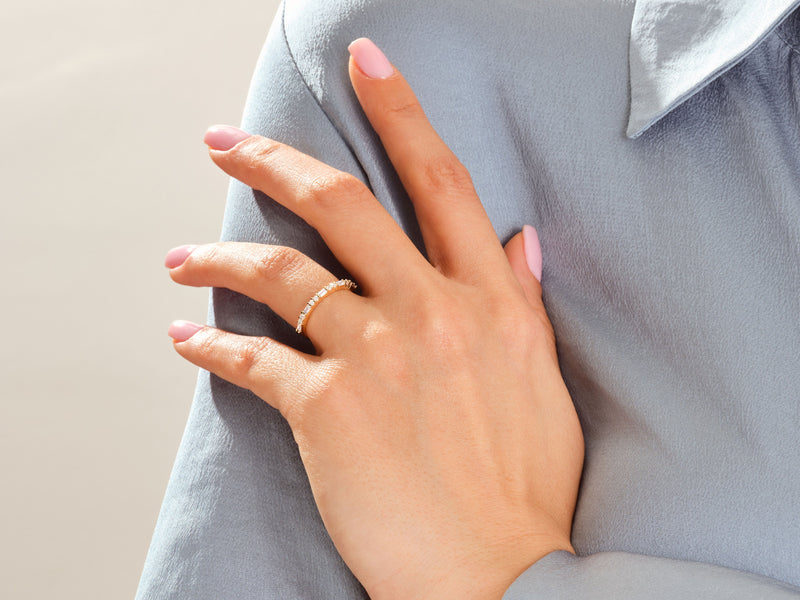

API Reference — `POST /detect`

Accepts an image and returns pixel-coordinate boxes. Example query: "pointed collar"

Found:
[627,0,800,138]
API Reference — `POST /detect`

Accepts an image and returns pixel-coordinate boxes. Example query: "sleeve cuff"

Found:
[503,551,800,599]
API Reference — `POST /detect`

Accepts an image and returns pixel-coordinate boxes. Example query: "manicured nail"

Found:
[164,245,198,268]
[522,225,543,282]
[348,38,394,79]
[168,320,203,342]
[204,125,250,151]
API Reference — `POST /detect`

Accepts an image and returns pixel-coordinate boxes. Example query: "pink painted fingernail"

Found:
[348,38,394,79]
[164,245,198,268]
[204,125,250,151]
[522,225,543,283]
[168,320,203,342]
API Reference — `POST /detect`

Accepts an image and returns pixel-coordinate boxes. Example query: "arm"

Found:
[141,2,800,599]
[137,8,373,599]
[164,36,583,599]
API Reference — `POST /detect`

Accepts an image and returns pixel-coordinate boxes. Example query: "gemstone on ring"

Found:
[296,279,357,336]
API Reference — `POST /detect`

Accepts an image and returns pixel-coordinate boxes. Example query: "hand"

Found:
[165,38,583,600]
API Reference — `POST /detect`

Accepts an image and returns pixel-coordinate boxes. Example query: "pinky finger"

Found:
[168,320,315,418]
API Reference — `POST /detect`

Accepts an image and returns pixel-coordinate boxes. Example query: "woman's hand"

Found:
[165,38,583,600]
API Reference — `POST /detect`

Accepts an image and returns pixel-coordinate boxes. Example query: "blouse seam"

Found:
[774,28,800,58]
[279,1,372,188]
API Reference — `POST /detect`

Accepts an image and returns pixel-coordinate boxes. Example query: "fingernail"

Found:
[348,38,394,79]
[168,320,203,342]
[164,245,198,268]
[522,225,543,282]
[204,125,250,151]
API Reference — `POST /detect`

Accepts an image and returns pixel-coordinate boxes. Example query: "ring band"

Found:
[296,279,357,336]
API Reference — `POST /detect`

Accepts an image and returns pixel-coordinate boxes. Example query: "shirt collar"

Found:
[627,0,800,138]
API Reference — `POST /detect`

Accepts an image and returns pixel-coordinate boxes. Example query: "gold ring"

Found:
[296,279,357,336]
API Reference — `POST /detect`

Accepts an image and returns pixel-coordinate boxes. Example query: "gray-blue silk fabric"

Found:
[137,0,800,597]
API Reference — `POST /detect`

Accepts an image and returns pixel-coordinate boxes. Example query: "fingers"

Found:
[167,321,316,420]
[165,242,364,346]
[347,38,508,281]
[203,126,430,294]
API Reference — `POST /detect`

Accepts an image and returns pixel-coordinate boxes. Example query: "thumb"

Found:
[504,225,543,307]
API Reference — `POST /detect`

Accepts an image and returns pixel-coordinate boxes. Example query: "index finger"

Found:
[348,38,509,283]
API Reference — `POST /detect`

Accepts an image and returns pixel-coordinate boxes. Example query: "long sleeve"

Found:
[504,552,800,599]
[139,0,800,598]
[136,6,372,598]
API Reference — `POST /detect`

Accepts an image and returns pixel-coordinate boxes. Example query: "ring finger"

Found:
[166,241,364,346]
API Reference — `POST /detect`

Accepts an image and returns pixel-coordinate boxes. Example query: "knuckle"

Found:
[384,98,426,120]
[242,138,283,168]
[354,319,399,359]
[230,337,272,380]
[417,154,474,195]
[193,328,218,357]
[189,242,224,277]
[302,171,367,210]
[413,291,477,355]
[228,137,283,179]
[254,245,305,283]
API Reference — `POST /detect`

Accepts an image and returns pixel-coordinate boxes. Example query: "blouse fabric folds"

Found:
[138,1,800,597]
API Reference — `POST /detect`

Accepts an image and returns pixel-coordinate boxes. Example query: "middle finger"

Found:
[347,39,510,283]
[205,130,431,295]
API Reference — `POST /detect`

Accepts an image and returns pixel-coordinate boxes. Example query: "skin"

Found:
[166,50,584,600]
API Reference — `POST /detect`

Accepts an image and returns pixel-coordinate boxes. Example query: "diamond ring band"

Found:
[296,279,357,336]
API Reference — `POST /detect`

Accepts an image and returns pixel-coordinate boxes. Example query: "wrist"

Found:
[442,534,573,600]
[369,532,573,600]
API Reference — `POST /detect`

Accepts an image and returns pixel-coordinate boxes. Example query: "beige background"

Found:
[0,0,283,597]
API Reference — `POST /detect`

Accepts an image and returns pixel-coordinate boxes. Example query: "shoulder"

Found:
[281,0,636,89]
[279,0,635,135]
